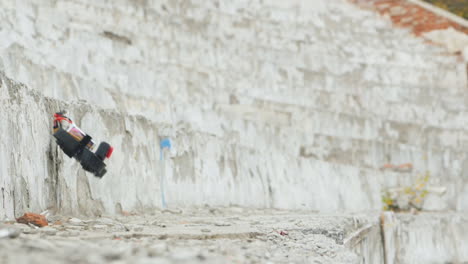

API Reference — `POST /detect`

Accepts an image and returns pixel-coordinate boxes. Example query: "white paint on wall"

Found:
[0,0,467,219]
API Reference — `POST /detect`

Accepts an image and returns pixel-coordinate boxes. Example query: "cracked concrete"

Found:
[1,0,468,216]
[0,0,468,263]
[0,208,383,264]
[0,71,169,218]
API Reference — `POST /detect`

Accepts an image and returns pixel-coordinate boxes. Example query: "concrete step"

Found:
[382,212,468,263]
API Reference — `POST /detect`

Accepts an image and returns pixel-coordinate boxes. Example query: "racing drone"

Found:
[52,112,113,178]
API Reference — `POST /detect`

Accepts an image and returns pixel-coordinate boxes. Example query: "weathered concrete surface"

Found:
[352,0,468,60]
[0,208,382,264]
[0,0,467,262]
[0,71,172,219]
[382,211,468,264]
[0,0,467,217]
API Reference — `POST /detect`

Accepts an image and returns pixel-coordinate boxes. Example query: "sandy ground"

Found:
[0,207,379,264]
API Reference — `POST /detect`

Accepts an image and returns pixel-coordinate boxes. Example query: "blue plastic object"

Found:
[159,138,171,209]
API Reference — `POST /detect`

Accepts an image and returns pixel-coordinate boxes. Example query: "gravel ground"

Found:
[0,208,379,264]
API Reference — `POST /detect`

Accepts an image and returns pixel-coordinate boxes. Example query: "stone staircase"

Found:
[2,0,468,262]
[1,0,467,215]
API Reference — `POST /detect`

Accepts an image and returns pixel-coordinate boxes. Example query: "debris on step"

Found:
[16,213,48,227]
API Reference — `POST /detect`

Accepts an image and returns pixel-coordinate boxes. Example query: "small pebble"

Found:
[68,218,83,225]
[41,227,57,236]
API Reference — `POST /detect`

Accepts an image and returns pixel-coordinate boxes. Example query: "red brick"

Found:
[350,0,468,36]
[16,213,48,227]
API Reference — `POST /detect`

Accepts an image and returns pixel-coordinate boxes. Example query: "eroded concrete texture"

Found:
[0,0,468,263]
[0,72,170,219]
[0,208,382,264]
[382,211,468,264]
[0,0,467,217]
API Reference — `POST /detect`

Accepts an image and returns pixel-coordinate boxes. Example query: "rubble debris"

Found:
[0,208,383,263]
[0,227,21,239]
[214,222,231,227]
[40,227,58,236]
[16,213,48,227]
[121,211,134,216]
[68,218,83,225]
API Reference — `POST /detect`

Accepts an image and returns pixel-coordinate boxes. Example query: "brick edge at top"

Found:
[349,0,468,36]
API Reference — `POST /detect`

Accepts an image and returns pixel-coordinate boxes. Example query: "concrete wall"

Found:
[0,71,172,218]
[382,212,468,263]
[1,0,468,218]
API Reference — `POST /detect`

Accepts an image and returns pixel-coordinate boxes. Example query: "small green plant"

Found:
[382,171,431,212]
[382,191,399,211]
[423,0,468,19]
